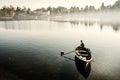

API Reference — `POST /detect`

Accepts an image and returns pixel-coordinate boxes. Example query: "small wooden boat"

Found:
[75,46,92,68]
[75,56,91,78]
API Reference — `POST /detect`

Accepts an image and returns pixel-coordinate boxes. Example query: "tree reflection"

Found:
[100,24,103,30]
[0,20,120,32]
[112,24,120,32]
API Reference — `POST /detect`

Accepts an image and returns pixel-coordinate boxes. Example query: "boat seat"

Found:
[80,54,88,56]
[75,50,89,56]
[78,50,86,53]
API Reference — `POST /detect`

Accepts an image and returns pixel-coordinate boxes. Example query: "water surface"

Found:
[0,20,120,80]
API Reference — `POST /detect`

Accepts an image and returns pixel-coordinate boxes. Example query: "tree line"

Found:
[0,0,120,17]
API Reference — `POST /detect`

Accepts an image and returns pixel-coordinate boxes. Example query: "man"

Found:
[80,40,84,48]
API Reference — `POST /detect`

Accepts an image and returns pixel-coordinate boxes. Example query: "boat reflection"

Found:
[61,55,91,78]
[75,56,91,78]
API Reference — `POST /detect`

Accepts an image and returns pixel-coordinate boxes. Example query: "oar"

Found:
[62,56,75,61]
[61,50,75,56]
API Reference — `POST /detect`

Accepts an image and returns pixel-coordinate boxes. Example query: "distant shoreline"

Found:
[1,11,120,24]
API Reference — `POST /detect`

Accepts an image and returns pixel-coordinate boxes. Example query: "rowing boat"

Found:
[75,56,91,78]
[75,46,92,68]
[75,46,92,78]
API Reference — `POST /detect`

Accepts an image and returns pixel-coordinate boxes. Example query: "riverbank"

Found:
[1,11,120,23]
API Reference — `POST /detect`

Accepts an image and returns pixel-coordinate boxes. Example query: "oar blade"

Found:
[61,52,64,56]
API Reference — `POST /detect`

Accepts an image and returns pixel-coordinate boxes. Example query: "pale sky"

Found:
[0,0,118,10]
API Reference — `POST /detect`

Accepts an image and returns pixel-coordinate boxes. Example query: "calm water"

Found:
[0,20,120,80]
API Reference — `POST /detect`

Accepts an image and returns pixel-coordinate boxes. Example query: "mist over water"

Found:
[50,11,120,23]
[0,20,120,80]
[1,0,120,79]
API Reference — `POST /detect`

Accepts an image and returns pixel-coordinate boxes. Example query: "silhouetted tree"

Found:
[16,7,21,15]
[56,6,68,14]
[21,7,27,14]
[100,2,105,10]
[47,6,52,14]
[111,0,120,9]
[70,7,80,13]
[88,6,96,11]
[27,8,31,14]
[1,5,15,16]
[84,6,89,12]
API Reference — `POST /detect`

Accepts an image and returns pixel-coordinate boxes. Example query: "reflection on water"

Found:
[75,56,91,78]
[0,20,120,32]
[0,20,120,80]
[62,55,91,79]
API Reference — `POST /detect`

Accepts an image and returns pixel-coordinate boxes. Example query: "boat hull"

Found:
[75,46,92,78]
[75,46,92,64]
[75,56,91,78]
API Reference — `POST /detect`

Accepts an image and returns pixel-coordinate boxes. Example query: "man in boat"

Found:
[80,40,85,48]
[76,40,85,50]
